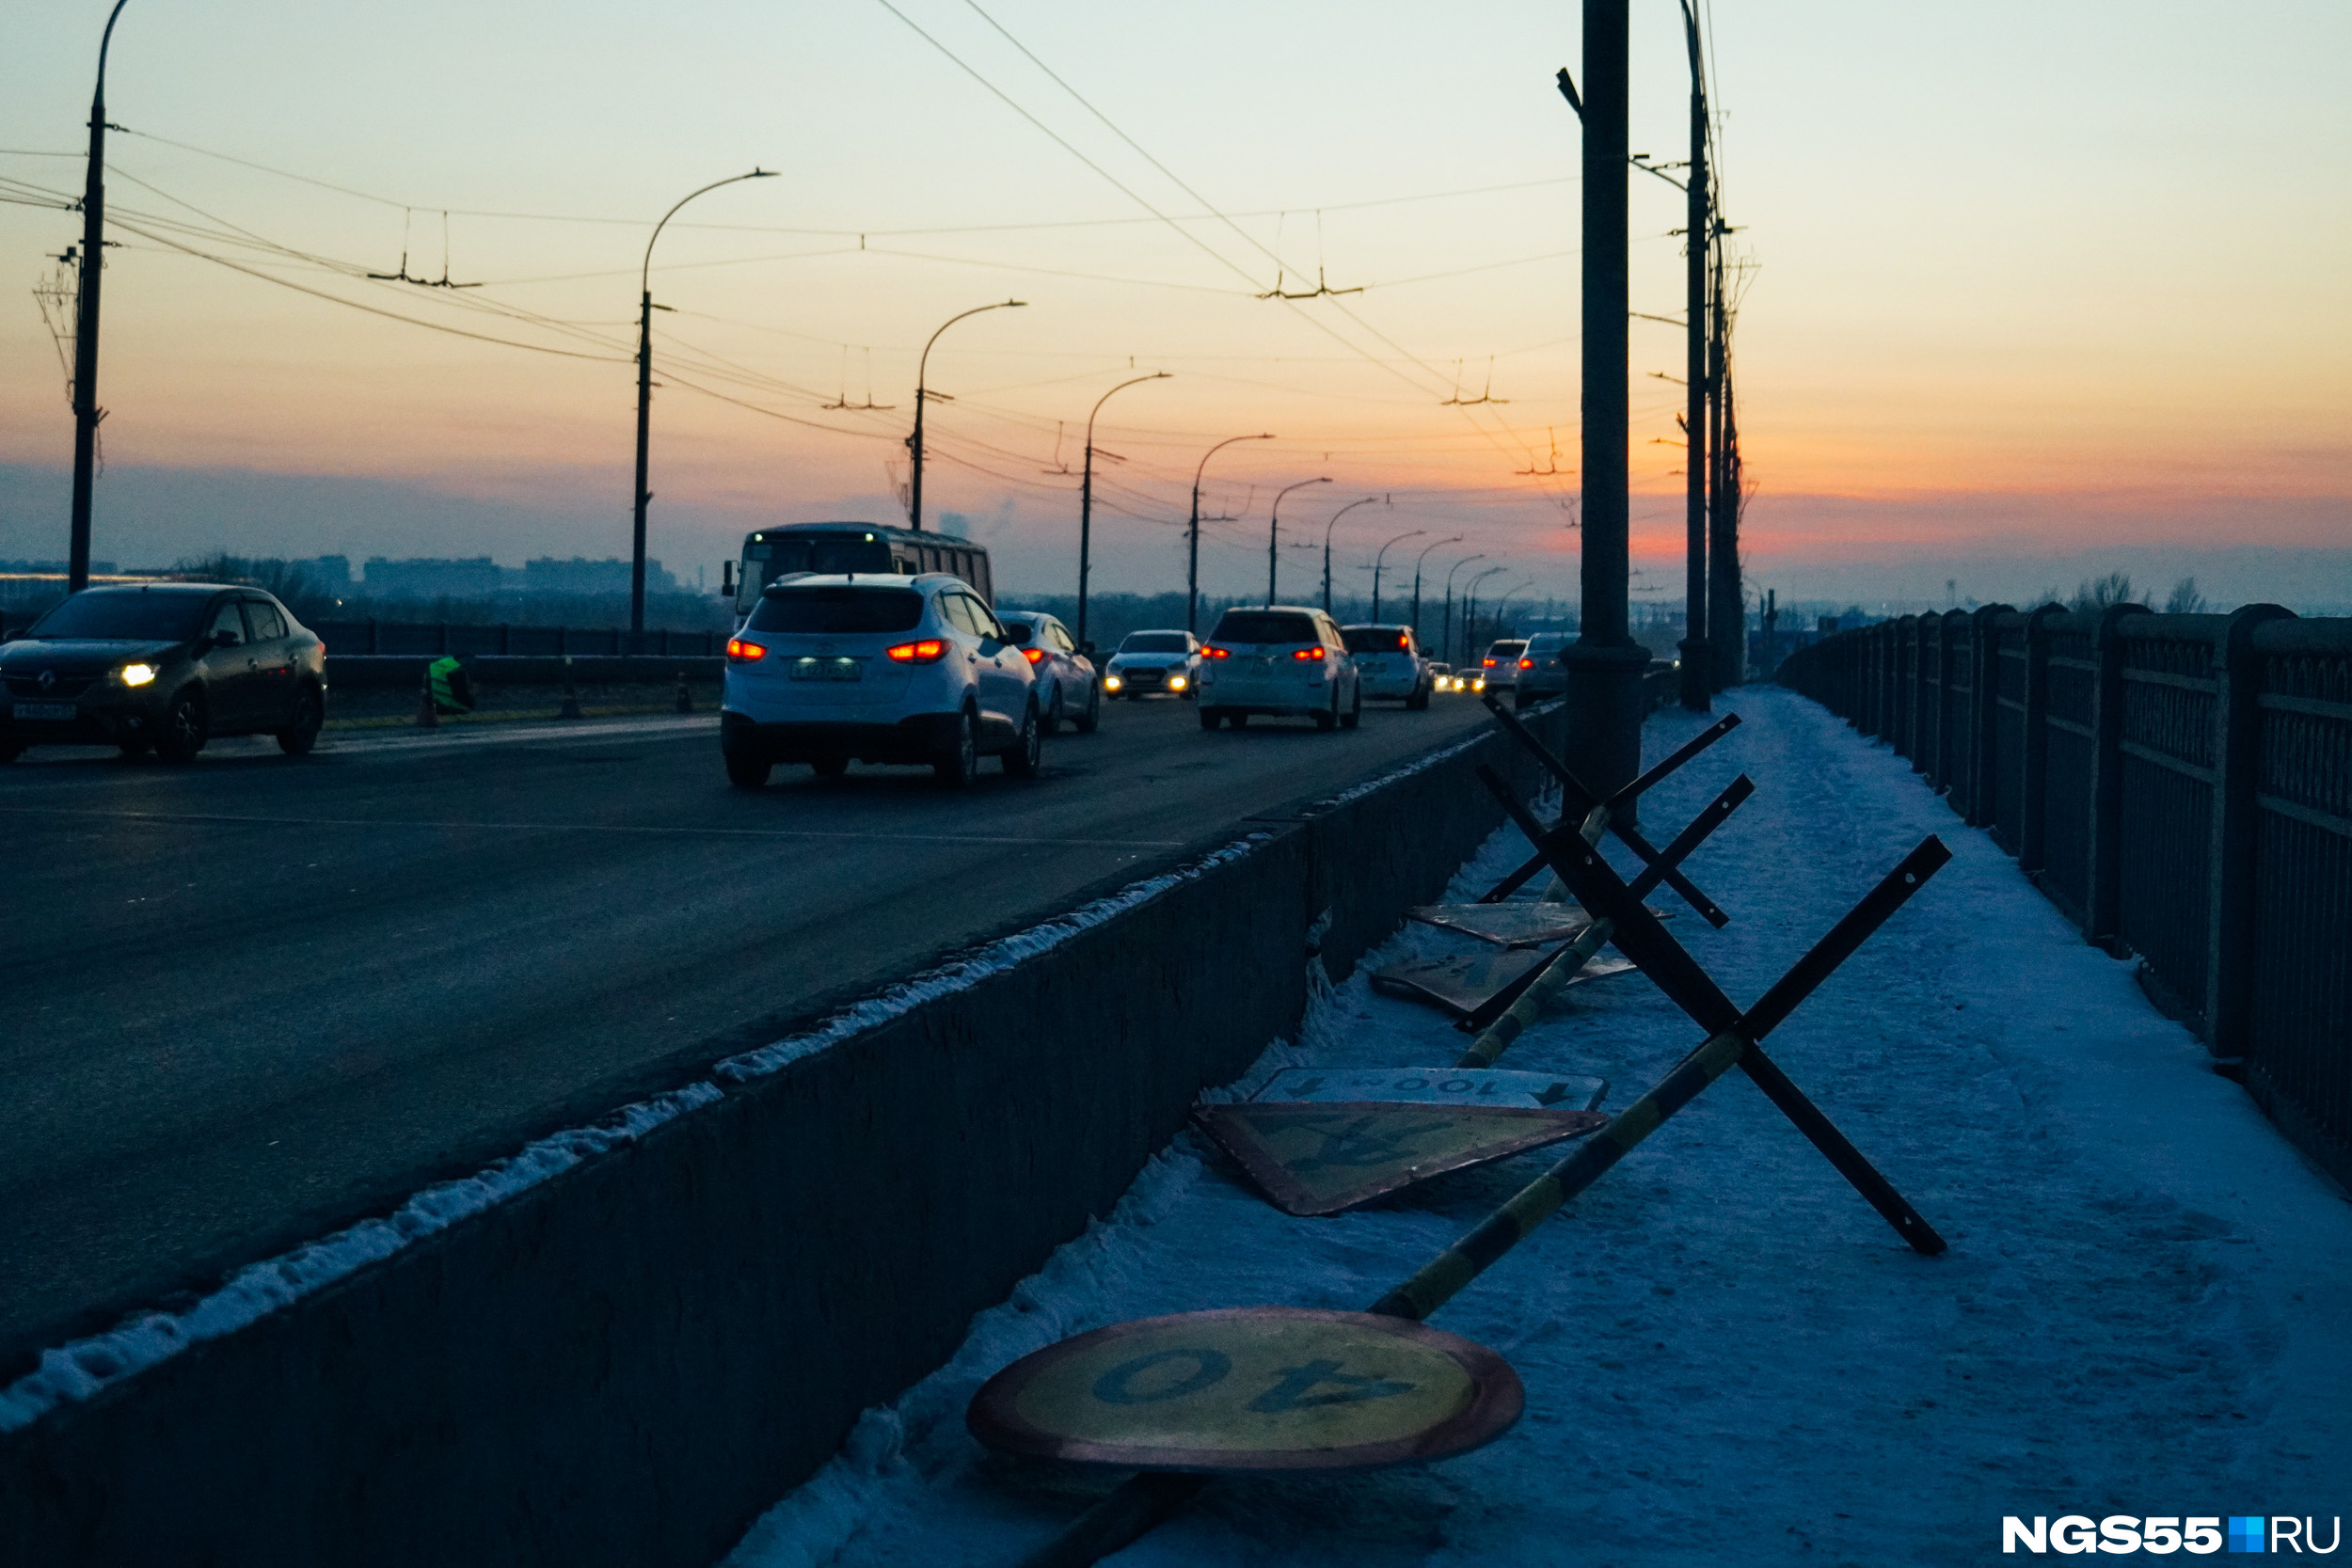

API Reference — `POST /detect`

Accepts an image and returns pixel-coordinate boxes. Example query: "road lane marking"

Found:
[0,804,1183,849]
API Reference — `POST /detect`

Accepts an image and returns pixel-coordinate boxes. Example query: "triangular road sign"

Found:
[1194,1101,1605,1217]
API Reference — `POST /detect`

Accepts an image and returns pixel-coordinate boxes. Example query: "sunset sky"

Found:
[3,0,2346,610]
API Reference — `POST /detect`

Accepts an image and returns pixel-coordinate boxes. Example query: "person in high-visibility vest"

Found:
[427,654,476,715]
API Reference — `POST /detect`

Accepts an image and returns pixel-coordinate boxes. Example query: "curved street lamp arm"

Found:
[1416,533,1464,570]
[1445,553,1487,593]
[921,298,1026,386]
[1376,529,1426,564]
[1196,432,1277,487]
[95,0,130,101]
[644,168,778,294]
[1323,496,1377,546]
[1088,372,1172,440]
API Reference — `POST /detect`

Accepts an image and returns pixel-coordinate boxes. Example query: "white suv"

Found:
[720,574,1041,787]
[1196,606,1362,731]
[1341,624,1432,709]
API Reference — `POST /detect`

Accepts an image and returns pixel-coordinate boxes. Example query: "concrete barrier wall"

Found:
[0,704,1565,1568]
[327,654,725,689]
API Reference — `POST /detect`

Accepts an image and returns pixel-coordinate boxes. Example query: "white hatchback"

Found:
[1340,623,1432,708]
[720,574,1041,787]
[1195,606,1362,731]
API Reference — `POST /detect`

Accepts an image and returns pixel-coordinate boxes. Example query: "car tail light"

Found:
[1291,647,1322,661]
[1482,657,1497,668]
[886,639,948,663]
[1021,646,1045,664]
[726,638,766,661]
[1518,657,1534,670]
[1201,645,1230,658]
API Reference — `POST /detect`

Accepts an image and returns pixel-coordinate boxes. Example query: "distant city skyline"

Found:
[4,1,2345,610]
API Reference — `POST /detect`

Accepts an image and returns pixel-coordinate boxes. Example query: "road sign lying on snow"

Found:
[1194,1100,1607,1216]
[1369,944,1636,1020]
[966,1307,1523,1473]
[993,824,1956,1567]
[1249,1065,1609,1112]
[1405,902,1607,947]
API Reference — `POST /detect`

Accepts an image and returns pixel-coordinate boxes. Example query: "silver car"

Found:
[1104,630,1201,700]
[997,610,1101,734]
[1515,632,1572,706]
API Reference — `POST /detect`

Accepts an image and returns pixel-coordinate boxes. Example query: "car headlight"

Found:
[1104,675,1122,689]
[1168,674,1187,690]
[118,662,158,687]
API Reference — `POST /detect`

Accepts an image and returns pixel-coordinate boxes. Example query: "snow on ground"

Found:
[722,688,2351,1568]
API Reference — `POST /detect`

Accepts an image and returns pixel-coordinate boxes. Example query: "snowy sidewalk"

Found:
[723,688,2351,1568]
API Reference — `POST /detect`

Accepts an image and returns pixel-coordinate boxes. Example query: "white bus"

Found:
[723,523,993,626]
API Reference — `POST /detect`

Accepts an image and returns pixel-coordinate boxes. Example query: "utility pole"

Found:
[634,168,776,637]
[1187,432,1274,633]
[1371,528,1424,623]
[908,299,1025,532]
[1677,0,1711,711]
[1560,0,1647,800]
[1265,477,1329,606]
[1410,534,1461,642]
[1715,366,1745,684]
[1320,496,1376,613]
[68,1,130,594]
[1077,372,1170,647]
[1707,243,1741,689]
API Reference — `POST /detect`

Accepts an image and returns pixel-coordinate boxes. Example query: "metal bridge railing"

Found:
[1777,604,2351,1190]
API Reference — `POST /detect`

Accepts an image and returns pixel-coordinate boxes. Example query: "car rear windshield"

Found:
[1487,641,1527,657]
[29,591,212,641]
[1120,633,1189,653]
[997,619,1034,643]
[748,586,925,635]
[1343,626,1410,654]
[1211,611,1318,646]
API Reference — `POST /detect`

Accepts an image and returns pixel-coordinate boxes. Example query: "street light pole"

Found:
[1188,432,1274,634]
[634,167,777,636]
[1265,477,1330,606]
[1492,581,1536,642]
[67,0,130,594]
[1371,529,1425,623]
[1677,0,1712,711]
[1077,372,1171,648]
[1441,553,1485,667]
[1319,496,1377,613]
[1464,565,1506,665]
[1411,534,1462,641]
[909,298,1025,532]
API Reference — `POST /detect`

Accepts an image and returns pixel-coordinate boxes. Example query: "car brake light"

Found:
[1291,647,1322,661]
[1518,657,1534,670]
[1201,645,1230,658]
[726,638,766,661]
[1021,646,1045,664]
[1482,657,1497,668]
[886,639,948,663]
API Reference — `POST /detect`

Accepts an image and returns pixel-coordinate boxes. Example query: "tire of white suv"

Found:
[1002,700,1042,778]
[933,705,979,787]
[1406,678,1430,711]
[1341,683,1362,730]
[725,752,771,788]
[1313,689,1339,732]
[1038,681,1062,736]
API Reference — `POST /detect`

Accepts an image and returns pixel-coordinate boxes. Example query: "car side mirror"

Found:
[1081,641,1096,658]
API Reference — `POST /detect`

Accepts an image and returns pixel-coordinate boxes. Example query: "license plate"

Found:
[12,702,75,721]
[788,657,862,682]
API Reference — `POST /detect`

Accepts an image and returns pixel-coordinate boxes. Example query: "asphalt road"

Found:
[0,693,1491,1373]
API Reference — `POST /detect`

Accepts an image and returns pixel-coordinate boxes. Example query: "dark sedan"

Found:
[0,582,327,763]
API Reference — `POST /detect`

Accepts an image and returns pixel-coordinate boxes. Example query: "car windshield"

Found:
[1210,611,1318,645]
[748,586,925,635]
[1120,633,1189,653]
[1342,626,1410,654]
[29,590,213,641]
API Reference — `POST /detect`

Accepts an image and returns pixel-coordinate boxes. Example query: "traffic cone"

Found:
[558,657,583,720]
[674,669,693,714]
[415,670,438,729]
